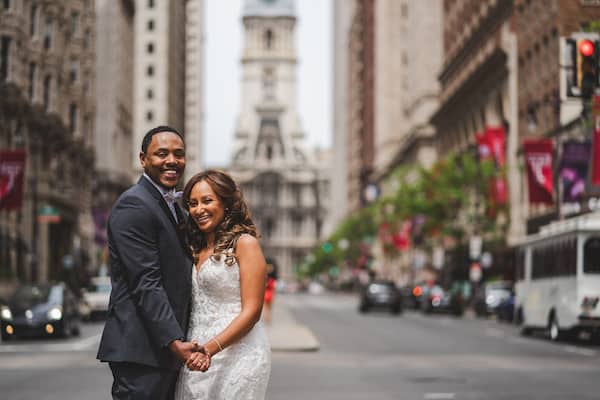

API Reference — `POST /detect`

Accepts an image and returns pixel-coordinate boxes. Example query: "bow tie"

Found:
[163,190,183,204]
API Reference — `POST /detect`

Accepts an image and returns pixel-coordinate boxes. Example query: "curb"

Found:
[265,296,320,352]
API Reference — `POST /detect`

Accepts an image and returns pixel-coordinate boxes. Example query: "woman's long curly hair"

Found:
[182,170,258,264]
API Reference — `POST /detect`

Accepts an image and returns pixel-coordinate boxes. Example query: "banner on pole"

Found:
[524,139,554,205]
[0,150,26,211]
[559,140,591,203]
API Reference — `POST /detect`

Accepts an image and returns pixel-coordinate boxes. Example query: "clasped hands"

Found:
[169,339,212,372]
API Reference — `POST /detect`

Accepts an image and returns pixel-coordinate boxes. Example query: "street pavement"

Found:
[0,292,599,399]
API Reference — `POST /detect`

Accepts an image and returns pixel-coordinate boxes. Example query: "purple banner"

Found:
[92,208,110,246]
[560,141,591,203]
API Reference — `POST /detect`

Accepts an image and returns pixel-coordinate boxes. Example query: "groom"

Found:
[97,126,205,399]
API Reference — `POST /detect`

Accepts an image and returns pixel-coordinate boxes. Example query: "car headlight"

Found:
[1,306,12,320]
[47,306,63,321]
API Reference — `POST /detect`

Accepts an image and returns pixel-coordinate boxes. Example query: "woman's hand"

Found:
[186,340,211,371]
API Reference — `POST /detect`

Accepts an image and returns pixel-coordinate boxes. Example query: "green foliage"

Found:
[299,151,507,278]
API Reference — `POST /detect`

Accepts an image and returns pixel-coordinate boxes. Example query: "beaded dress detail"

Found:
[174,250,271,400]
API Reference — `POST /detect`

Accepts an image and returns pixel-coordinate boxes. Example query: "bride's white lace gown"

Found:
[174,253,271,400]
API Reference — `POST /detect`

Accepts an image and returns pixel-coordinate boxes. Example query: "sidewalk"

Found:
[264,296,320,352]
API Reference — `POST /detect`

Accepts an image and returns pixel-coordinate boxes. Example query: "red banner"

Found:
[477,127,507,206]
[392,220,412,250]
[523,139,554,204]
[0,150,26,210]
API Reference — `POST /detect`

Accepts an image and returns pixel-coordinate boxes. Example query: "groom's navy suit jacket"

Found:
[97,176,193,370]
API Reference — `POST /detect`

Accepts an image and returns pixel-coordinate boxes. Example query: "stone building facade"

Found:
[93,0,134,261]
[346,0,375,211]
[514,0,600,231]
[0,0,96,289]
[229,0,330,282]
[331,0,355,227]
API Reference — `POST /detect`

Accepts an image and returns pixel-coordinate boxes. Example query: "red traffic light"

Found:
[580,39,595,57]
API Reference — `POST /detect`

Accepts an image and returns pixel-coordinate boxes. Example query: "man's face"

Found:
[140,131,186,189]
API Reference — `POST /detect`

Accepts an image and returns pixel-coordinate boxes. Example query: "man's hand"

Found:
[186,350,211,372]
[168,339,204,362]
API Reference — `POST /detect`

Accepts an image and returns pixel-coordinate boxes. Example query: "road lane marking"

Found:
[0,334,101,353]
[485,327,506,338]
[424,393,456,399]
[562,345,597,357]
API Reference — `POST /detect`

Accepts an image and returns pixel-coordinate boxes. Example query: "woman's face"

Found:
[188,179,226,235]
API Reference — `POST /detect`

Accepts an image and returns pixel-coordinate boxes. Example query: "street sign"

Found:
[37,205,60,223]
[469,236,482,259]
[481,252,493,269]
[469,262,482,282]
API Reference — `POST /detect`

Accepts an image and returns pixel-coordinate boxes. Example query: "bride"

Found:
[174,170,271,400]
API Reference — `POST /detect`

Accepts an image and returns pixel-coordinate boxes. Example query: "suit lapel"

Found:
[138,177,192,259]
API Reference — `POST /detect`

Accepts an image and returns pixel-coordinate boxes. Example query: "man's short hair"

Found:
[141,125,184,154]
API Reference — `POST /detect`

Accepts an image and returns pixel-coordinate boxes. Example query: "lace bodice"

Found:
[175,250,271,400]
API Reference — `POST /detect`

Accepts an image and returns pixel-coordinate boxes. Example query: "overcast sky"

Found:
[203,0,332,167]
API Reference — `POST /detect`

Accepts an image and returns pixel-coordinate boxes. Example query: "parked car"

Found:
[1,283,81,340]
[359,280,402,315]
[407,280,438,310]
[80,276,111,321]
[495,292,515,323]
[420,284,464,316]
[474,281,513,318]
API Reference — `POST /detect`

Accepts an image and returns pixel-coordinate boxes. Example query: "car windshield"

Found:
[11,285,52,307]
[369,283,393,292]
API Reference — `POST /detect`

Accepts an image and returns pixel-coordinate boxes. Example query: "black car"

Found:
[420,284,464,316]
[359,280,402,315]
[1,283,81,341]
[474,281,513,318]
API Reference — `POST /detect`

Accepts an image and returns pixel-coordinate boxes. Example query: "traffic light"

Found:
[576,38,599,100]
[563,35,600,99]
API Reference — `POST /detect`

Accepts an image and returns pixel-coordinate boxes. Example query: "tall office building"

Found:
[132,0,187,173]
[184,0,204,179]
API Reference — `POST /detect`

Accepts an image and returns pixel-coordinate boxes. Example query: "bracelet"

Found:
[212,337,223,352]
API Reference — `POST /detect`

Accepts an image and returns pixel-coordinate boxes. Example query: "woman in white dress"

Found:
[174,169,271,400]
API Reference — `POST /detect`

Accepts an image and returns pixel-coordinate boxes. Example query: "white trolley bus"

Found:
[514,211,600,341]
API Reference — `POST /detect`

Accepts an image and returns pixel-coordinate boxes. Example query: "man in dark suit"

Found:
[97,126,206,400]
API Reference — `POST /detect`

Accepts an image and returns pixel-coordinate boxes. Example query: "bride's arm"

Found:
[193,234,267,363]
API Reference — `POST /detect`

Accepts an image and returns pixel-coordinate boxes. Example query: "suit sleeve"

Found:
[109,195,185,348]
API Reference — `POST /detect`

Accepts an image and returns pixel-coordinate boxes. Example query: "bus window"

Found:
[583,237,600,274]
[516,249,525,281]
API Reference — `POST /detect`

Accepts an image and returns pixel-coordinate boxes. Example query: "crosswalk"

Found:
[0,333,101,354]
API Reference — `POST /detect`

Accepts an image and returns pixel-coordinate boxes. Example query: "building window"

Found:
[70,11,79,36]
[43,75,51,110]
[0,36,10,82]
[147,42,154,54]
[146,111,153,122]
[3,0,10,10]
[147,20,154,31]
[83,29,91,49]
[147,65,154,76]
[28,63,36,100]
[30,5,39,36]
[147,88,154,99]
[69,103,78,132]
[401,3,408,18]
[265,29,273,49]
[44,17,53,50]
[83,114,91,140]
[69,60,78,84]
[148,0,154,8]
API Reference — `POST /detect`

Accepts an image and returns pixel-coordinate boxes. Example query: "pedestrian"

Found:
[175,169,271,400]
[262,258,278,324]
[97,126,207,400]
